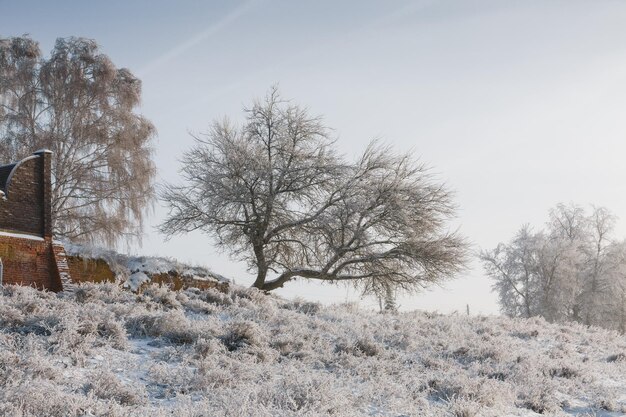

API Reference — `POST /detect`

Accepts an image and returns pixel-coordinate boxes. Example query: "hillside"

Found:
[1,282,625,417]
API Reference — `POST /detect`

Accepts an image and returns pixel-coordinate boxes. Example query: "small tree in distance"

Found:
[160,87,467,294]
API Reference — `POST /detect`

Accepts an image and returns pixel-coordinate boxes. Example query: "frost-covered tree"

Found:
[483,204,626,332]
[545,203,588,322]
[481,225,542,318]
[160,87,467,293]
[579,207,616,326]
[608,241,626,334]
[0,36,156,245]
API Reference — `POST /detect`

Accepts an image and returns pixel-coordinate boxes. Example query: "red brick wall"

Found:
[0,154,48,237]
[66,256,116,284]
[0,235,62,291]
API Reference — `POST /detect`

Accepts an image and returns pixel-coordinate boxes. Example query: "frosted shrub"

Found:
[221,321,267,352]
[193,337,225,358]
[191,355,261,391]
[427,372,511,409]
[15,315,57,337]
[180,297,219,315]
[447,396,481,417]
[515,378,561,414]
[258,371,350,415]
[195,287,233,306]
[546,365,579,379]
[156,314,201,345]
[281,298,321,315]
[133,310,201,345]
[0,304,25,329]
[139,285,183,310]
[2,380,99,417]
[596,397,618,412]
[17,349,60,381]
[147,362,196,398]
[72,282,132,305]
[77,308,128,350]
[84,370,147,405]
[229,285,261,301]
[192,359,240,390]
[124,312,158,337]
[335,338,382,357]
[271,335,305,358]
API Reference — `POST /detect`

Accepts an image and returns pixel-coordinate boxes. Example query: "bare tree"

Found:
[0,36,156,245]
[160,87,466,293]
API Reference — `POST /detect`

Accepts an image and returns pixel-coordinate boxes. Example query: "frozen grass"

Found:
[0,283,625,416]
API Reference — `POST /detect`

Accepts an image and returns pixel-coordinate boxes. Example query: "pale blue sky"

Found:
[3,0,626,313]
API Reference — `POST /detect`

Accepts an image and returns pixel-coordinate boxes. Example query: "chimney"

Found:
[33,149,53,239]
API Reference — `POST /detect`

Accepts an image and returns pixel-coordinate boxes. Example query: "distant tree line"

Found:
[481,204,626,333]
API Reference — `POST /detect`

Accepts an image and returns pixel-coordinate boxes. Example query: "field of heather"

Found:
[1,283,625,417]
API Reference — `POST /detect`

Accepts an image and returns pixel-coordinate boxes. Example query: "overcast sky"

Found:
[3,0,626,314]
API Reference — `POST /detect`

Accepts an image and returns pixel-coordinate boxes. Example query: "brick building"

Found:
[0,150,71,291]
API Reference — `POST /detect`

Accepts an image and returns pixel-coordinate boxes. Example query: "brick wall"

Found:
[0,151,52,238]
[65,255,229,293]
[66,256,116,284]
[0,234,62,291]
[0,150,67,291]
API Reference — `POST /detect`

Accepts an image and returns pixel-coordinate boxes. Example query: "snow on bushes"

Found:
[0,283,625,416]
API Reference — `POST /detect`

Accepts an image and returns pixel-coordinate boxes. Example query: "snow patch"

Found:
[125,271,151,291]
[0,230,45,241]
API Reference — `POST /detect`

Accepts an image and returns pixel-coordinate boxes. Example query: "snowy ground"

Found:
[1,283,625,416]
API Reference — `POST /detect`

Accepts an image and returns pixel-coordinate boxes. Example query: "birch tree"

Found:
[0,36,155,245]
[160,87,467,293]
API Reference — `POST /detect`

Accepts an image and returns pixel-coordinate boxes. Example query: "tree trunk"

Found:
[251,240,268,289]
[252,266,268,289]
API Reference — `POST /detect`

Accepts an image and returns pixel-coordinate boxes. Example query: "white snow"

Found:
[0,230,44,241]
[125,271,151,291]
